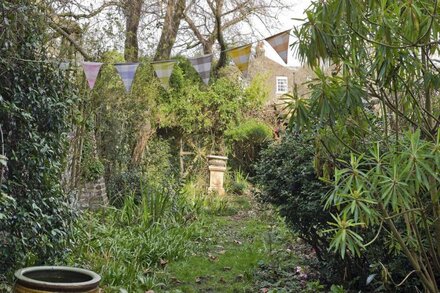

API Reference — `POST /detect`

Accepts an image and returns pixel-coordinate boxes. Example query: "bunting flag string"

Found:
[152,60,176,88]
[264,30,290,64]
[82,62,103,90]
[115,63,139,92]
[77,30,291,91]
[188,54,213,85]
[226,44,252,76]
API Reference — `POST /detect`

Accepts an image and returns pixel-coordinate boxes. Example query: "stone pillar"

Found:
[207,155,228,196]
[77,176,109,209]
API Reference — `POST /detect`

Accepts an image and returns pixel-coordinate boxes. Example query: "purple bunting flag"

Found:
[82,62,103,90]
[115,63,140,92]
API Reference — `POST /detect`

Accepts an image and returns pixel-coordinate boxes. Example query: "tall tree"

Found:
[182,0,285,71]
[154,0,187,60]
[123,0,144,61]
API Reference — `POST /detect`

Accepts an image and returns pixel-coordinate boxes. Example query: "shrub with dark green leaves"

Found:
[226,119,273,175]
[254,133,419,291]
[0,0,76,278]
[254,133,372,286]
[254,133,332,257]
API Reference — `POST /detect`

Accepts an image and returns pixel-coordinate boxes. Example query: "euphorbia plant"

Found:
[326,131,440,291]
[290,0,440,291]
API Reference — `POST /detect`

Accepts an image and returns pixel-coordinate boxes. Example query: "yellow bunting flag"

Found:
[152,60,176,89]
[265,30,290,64]
[227,44,252,76]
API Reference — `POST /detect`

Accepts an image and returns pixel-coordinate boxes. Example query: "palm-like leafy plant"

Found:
[289,1,440,291]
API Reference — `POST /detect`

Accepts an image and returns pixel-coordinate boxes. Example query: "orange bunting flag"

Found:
[227,44,252,76]
[265,30,290,64]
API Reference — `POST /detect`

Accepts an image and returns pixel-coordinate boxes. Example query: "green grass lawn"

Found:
[162,195,296,293]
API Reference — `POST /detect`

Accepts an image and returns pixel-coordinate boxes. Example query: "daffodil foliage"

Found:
[290,1,440,291]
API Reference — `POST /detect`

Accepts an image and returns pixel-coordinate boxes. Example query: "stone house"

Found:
[248,42,314,106]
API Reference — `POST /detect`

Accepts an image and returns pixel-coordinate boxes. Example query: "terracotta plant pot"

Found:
[14,266,101,293]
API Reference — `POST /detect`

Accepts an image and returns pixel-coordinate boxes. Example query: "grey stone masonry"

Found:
[77,176,109,209]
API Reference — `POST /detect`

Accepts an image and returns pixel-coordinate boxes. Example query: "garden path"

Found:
[162,194,319,293]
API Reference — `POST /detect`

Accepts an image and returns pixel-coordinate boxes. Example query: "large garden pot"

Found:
[14,266,101,293]
[207,155,228,196]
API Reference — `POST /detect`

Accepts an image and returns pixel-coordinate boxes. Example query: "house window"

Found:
[276,76,288,94]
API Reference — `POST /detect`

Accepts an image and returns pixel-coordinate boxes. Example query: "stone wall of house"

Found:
[76,177,108,209]
[249,43,315,106]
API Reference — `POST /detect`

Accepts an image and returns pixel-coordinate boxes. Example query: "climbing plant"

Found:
[0,0,76,277]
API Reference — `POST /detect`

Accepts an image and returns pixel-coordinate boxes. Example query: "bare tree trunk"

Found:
[131,117,155,166]
[203,41,214,54]
[131,0,186,166]
[214,0,227,74]
[123,0,153,167]
[124,0,143,62]
[154,0,186,60]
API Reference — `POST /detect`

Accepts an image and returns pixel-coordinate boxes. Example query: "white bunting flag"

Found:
[265,30,290,64]
[188,54,213,85]
[114,63,139,92]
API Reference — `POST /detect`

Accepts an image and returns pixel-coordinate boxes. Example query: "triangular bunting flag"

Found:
[188,54,213,85]
[265,30,290,64]
[59,61,70,71]
[152,60,176,89]
[227,44,252,76]
[82,62,103,90]
[115,63,139,92]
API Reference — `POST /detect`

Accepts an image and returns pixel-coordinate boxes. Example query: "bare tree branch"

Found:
[47,19,92,60]
[57,1,120,19]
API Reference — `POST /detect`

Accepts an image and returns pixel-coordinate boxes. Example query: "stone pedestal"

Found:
[207,155,228,196]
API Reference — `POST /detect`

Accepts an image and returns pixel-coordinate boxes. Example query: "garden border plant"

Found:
[287,1,440,291]
[0,0,77,279]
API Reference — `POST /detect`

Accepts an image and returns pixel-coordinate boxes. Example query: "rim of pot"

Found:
[15,266,101,291]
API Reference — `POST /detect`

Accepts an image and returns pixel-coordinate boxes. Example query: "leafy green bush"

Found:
[159,59,268,156]
[226,119,273,143]
[291,1,440,290]
[254,133,420,290]
[254,133,332,257]
[91,53,160,181]
[0,0,75,278]
[255,133,371,287]
[226,170,249,195]
[65,186,201,292]
[82,158,105,182]
[106,138,177,207]
[79,132,104,182]
[226,119,273,174]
